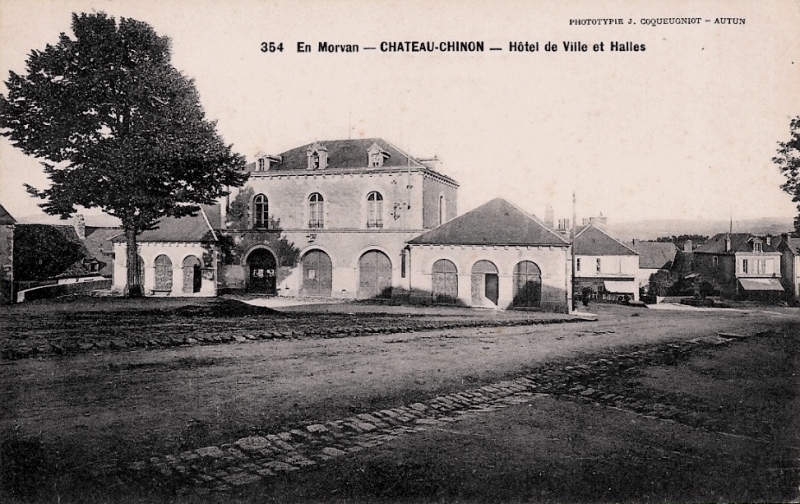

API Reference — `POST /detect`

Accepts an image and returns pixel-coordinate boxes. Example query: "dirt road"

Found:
[1,300,798,502]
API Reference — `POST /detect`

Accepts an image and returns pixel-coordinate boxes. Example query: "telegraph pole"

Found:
[571,191,577,312]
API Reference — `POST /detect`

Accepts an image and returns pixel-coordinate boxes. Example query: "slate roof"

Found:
[246,138,458,185]
[624,241,678,270]
[15,224,110,279]
[408,198,569,247]
[777,236,800,256]
[0,203,16,225]
[694,233,778,254]
[574,225,638,256]
[83,227,122,276]
[113,205,220,243]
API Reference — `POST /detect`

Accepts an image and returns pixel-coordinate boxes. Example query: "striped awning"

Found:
[738,278,784,291]
[603,280,637,294]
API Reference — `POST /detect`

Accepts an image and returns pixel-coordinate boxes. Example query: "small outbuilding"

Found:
[112,205,220,297]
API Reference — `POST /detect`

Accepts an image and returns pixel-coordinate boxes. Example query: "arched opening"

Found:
[308,193,324,228]
[512,260,542,308]
[154,255,173,293]
[301,249,332,297]
[246,248,277,294]
[471,260,499,306]
[182,255,202,294]
[438,195,445,226]
[358,250,392,298]
[432,259,458,303]
[366,192,383,228]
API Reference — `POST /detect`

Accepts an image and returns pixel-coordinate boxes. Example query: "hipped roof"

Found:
[574,224,638,256]
[246,138,458,185]
[408,198,569,247]
[0,203,16,225]
[694,233,778,254]
[112,205,219,243]
[625,241,678,269]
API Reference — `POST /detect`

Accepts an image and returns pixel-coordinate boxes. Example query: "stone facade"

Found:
[220,138,459,300]
[0,205,15,304]
[112,241,218,297]
[407,244,571,311]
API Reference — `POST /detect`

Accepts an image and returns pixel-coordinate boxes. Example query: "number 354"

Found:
[261,42,284,52]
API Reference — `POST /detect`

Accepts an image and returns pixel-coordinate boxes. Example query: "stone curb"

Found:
[124,332,747,494]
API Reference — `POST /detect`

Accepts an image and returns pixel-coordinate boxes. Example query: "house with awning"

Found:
[573,224,639,301]
[693,233,784,300]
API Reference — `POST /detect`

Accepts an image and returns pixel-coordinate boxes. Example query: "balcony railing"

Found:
[367,219,384,229]
[308,220,324,229]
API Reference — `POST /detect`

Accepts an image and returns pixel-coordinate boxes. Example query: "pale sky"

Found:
[1,0,799,227]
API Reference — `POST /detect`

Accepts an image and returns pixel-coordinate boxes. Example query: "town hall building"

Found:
[111,137,570,312]
[219,138,458,299]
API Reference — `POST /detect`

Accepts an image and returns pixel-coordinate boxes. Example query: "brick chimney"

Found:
[725,234,731,252]
[544,204,554,228]
[73,214,85,240]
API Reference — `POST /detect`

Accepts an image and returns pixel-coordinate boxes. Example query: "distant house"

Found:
[693,233,783,300]
[625,240,679,292]
[0,204,16,303]
[407,198,571,312]
[111,205,220,297]
[573,224,639,301]
[773,233,800,301]
[14,218,117,286]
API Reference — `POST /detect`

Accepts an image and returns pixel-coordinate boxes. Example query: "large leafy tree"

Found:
[0,12,247,296]
[775,116,800,233]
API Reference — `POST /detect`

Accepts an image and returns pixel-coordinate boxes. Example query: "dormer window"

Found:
[367,142,389,167]
[753,241,762,252]
[306,142,328,170]
[257,158,266,171]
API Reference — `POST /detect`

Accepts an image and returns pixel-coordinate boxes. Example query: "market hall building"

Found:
[406,198,571,312]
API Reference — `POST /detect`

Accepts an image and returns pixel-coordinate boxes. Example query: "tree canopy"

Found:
[0,12,248,295]
[775,116,800,233]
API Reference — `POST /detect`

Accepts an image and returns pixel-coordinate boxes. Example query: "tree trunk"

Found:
[125,228,143,298]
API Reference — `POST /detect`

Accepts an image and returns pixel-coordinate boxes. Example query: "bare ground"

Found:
[1,298,798,502]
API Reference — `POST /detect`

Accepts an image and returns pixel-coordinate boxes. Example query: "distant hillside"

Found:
[606,217,793,241]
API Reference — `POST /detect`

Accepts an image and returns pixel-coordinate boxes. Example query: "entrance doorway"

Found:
[358,250,392,298]
[471,260,499,306]
[182,256,202,294]
[247,249,277,294]
[301,250,333,297]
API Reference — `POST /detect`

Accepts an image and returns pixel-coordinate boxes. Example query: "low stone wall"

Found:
[17,279,112,302]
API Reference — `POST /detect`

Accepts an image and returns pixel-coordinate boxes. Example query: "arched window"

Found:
[253,194,268,229]
[154,255,173,292]
[309,193,324,228]
[512,260,542,308]
[367,192,383,228]
[432,259,458,303]
[438,194,446,226]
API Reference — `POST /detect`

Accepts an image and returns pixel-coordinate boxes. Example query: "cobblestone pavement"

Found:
[124,331,763,494]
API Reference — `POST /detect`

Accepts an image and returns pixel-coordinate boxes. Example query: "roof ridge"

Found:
[199,206,218,242]
[579,223,638,254]
[379,138,426,168]
[500,198,570,245]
